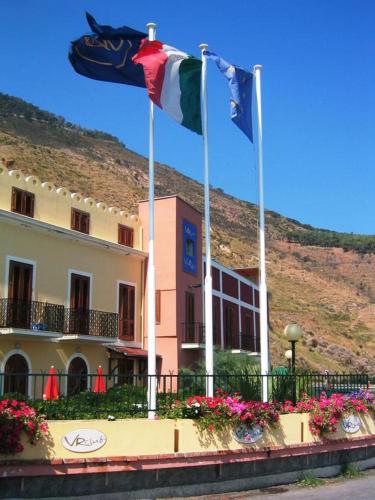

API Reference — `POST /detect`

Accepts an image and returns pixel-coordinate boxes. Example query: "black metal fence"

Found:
[0,372,370,418]
[0,299,118,337]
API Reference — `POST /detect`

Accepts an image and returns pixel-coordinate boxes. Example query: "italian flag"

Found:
[133,40,202,134]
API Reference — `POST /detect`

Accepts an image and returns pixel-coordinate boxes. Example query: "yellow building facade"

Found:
[0,165,147,397]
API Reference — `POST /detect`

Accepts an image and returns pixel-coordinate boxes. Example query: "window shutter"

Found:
[30,193,35,217]
[83,213,90,234]
[71,209,90,234]
[129,287,135,337]
[128,227,134,247]
[155,290,161,324]
[11,188,17,212]
[27,193,35,217]
[71,209,77,230]
[118,284,135,340]
[8,261,15,299]
[118,224,134,247]
[11,188,34,218]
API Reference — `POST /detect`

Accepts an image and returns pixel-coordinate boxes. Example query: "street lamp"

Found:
[284,349,292,371]
[283,324,303,374]
[284,324,303,405]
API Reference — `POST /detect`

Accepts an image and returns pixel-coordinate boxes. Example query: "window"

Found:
[254,289,260,308]
[185,292,195,324]
[117,358,134,385]
[118,284,135,340]
[185,292,195,342]
[222,273,238,298]
[223,301,238,349]
[118,224,134,247]
[8,261,33,302]
[186,239,195,257]
[224,304,235,345]
[11,187,35,217]
[243,311,255,351]
[213,296,221,346]
[155,289,161,324]
[254,312,260,352]
[71,208,90,234]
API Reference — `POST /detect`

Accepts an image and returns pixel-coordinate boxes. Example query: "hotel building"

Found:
[0,166,260,397]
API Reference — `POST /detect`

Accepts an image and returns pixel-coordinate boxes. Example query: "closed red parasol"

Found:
[43,366,59,400]
[93,365,106,393]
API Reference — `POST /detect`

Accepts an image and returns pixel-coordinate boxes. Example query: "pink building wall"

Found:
[139,196,203,374]
[139,196,260,374]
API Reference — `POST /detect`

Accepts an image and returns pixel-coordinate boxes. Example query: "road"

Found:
[176,469,375,500]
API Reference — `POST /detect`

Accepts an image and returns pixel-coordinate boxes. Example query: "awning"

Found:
[107,345,161,358]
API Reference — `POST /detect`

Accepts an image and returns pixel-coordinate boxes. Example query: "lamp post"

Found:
[284,324,303,404]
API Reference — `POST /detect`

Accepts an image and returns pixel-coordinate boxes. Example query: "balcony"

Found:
[0,298,65,333]
[0,299,118,339]
[224,333,259,352]
[65,308,118,338]
[180,325,260,353]
[181,322,205,347]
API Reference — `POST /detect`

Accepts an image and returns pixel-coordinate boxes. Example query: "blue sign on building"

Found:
[183,220,197,275]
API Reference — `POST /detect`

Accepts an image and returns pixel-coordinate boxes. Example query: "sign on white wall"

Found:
[62,429,107,453]
[341,415,361,434]
[233,424,263,444]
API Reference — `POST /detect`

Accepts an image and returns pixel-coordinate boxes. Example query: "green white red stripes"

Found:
[133,40,202,134]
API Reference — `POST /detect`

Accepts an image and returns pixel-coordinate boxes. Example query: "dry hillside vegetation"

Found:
[0,93,374,372]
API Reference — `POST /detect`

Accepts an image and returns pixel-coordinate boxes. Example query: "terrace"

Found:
[0,298,118,339]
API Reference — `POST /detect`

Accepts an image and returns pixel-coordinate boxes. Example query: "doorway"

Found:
[7,260,33,328]
[4,353,29,396]
[69,273,90,334]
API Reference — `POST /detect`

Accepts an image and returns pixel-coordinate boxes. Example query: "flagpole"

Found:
[253,64,269,402]
[199,43,214,398]
[147,22,157,419]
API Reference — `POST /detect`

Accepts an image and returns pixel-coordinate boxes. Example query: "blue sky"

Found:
[1,1,374,234]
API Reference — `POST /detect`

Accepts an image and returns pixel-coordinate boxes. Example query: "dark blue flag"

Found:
[69,13,147,88]
[205,51,253,142]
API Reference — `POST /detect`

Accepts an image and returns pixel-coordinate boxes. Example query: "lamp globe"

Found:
[285,349,293,360]
[284,324,303,342]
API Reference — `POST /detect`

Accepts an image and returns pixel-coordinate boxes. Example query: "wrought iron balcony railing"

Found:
[0,299,118,338]
[181,324,259,353]
[64,307,118,337]
[0,298,65,333]
[181,322,205,344]
[224,333,259,352]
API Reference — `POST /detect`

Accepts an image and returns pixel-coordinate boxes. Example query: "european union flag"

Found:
[69,13,147,88]
[205,51,253,142]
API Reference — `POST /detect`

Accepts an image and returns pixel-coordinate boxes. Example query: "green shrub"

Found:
[178,350,261,400]
[341,463,365,478]
[286,229,375,255]
[2,384,149,420]
[298,472,323,488]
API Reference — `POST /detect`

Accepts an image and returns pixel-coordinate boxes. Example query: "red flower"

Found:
[0,399,49,455]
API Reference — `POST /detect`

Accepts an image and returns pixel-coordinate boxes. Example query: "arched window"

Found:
[4,353,29,396]
[67,356,88,396]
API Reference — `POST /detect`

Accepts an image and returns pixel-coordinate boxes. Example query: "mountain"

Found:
[1,92,374,372]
